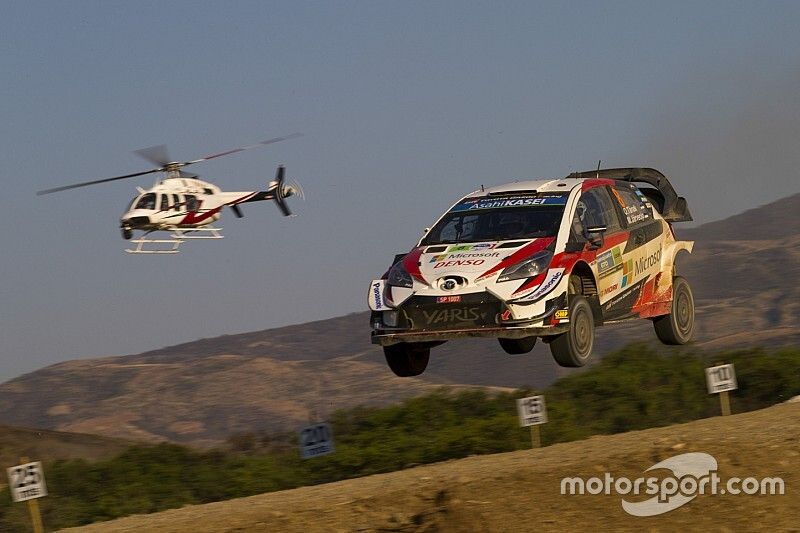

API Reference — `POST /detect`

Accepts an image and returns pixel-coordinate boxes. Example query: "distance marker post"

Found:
[705,363,737,416]
[517,395,548,448]
[6,457,46,533]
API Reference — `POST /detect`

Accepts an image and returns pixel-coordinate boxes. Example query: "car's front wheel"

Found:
[383,343,431,377]
[549,295,595,367]
[653,276,695,345]
[498,336,537,354]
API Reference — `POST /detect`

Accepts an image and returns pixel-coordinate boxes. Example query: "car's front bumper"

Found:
[371,291,568,346]
[372,323,570,346]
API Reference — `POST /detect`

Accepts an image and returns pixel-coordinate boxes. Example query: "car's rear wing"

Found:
[568,167,692,223]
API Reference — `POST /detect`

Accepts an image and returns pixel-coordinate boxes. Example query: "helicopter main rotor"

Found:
[36,133,303,196]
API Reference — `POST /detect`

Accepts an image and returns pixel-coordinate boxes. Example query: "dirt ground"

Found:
[62,402,799,532]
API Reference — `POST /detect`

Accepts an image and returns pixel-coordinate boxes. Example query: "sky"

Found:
[2,1,800,382]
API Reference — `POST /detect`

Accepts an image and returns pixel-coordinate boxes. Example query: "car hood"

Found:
[407,237,555,287]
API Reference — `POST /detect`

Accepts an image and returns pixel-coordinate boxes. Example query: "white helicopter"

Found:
[37,134,305,254]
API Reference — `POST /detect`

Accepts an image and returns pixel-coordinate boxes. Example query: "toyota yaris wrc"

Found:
[368,168,695,377]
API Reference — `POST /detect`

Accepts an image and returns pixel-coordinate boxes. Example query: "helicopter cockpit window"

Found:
[134,193,156,211]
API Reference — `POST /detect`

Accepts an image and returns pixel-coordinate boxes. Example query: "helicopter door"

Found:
[159,194,170,211]
[134,193,157,211]
[185,195,199,212]
[172,194,180,211]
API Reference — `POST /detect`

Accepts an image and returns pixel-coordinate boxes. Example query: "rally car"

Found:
[368,168,695,377]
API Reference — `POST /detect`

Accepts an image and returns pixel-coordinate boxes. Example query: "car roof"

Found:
[465,177,587,198]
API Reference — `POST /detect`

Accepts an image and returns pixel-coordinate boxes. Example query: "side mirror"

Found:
[585,225,607,250]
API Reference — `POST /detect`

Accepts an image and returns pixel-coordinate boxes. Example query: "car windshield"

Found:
[421,198,566,245]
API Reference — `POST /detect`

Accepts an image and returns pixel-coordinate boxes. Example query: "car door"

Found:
[569,186,627,312]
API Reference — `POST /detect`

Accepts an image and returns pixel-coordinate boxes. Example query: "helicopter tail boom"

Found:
[234,165,303,217]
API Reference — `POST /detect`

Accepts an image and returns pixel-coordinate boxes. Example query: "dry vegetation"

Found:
[62,402,799,532]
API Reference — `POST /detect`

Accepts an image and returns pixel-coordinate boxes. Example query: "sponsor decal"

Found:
[634,249,661,276]
[433,259,486,269]
[597,247,623,277]
[451,195,568,212]
[605,281,641,310]
[555,309,569,320]
[633,189,654,211]
[436,295,462,304]
[601,283,619,297]
[518,269,564,302]
[621,259,634,288]
[369,280,390,311]
[446,243,497,252]
[422,307,485,325]
[429,251,500,263]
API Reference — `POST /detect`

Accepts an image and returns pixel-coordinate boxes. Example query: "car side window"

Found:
[575,187,623,235]
[613,185,653,227]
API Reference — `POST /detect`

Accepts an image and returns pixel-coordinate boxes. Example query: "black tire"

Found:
[383,343,431,377]
[654,276,695,345]
[550,295,595,367]
[498,336,537,355]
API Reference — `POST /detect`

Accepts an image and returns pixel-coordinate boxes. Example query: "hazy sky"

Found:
[2,1,800,382]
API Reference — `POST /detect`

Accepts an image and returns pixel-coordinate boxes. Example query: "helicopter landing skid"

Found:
[171,226,224,240]
[125,236,183,254]
[125,227,223,254]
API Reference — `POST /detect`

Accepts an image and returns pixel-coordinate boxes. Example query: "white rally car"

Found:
[368,168,695,376]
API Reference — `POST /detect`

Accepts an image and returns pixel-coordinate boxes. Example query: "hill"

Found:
[0,357,508,448]
[62,401,800,532]
[0,193,799,446]
[0,425,135,480]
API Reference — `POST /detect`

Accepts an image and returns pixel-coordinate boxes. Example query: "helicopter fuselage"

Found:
[120,177,276,237]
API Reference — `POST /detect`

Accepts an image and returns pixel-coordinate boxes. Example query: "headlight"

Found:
[387,261,413,288]
[497,250,553,282]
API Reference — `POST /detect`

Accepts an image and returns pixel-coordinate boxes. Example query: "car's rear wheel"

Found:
[498,336,537,354]
[653,276,695,345]
[550,295,594,367]
[383,343,431,377]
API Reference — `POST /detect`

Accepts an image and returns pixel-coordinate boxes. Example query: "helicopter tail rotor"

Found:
[271,165,304,217]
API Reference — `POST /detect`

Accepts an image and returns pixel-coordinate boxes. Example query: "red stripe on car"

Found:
[403,248,426,283]
[477,237,553,281]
